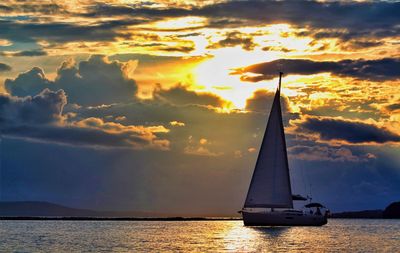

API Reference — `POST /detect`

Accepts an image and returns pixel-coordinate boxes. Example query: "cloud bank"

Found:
[233,58,400,82]
[295,116,400,144]
[5,55,138,106]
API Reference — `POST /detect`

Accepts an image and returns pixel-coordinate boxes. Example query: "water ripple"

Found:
[1,219,399,252]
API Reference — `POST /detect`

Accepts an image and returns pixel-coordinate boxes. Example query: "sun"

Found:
[193,48,279,109]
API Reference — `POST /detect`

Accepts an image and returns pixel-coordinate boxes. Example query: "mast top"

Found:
[278,72,283,91]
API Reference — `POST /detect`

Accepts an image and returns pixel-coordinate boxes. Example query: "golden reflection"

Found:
[222,221,291,252]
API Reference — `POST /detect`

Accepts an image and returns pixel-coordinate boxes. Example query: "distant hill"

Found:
[383,202,400,219]
[331,201,400,219]
[3,201,400,219]
[331,209,383,219]
[0,201,160,218]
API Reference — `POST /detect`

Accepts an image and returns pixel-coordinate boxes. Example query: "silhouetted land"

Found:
[0,217,240,221]
[0,201,160,218]
[0,201,239,220]
[1,201,399,220]
[331,201,400,219]
[383,201,400,219]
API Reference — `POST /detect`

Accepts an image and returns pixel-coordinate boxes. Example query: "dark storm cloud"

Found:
[201,0,400,30]
[5,55,138,106]
[3,123,161,150]
[0,2,65,15]
[245,89,299,126]
[0,90,168,149]
[0,19,145,43]
[385,103,400,112]
[0,62,12,72]
[288,145,374,163]
[207,31,257,51]
[0,88,66,126]
[0,5,13,12]
[1,1,397,45]
[5,67,52,97]
[297,117,400,144]
[246,89,289,113]
[156,45,195,53]
[84,3,189,18]
[86,0,400,29]
[85,1,400,38]
[339,40,385,50]
[233,58,400,82]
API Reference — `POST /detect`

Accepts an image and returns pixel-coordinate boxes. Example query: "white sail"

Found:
[244,81,293,208]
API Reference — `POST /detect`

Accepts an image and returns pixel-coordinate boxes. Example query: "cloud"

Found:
[0,62,12,72]
[0,49,47,57]
[288,145,375,162]
[203,1,399,29]
[85,1,399,28]
[184,136,223,157]
[0,88,66,126]
[1,0,396,48]
[5,67,52,97]
[0,18,144,44]
[207,31,257,51]
[84,1,400,40]
[262,45,293,53]
[233,58,400,82]
[339,40,385,51]
[84,3,190,18]
[154,85,227,108]
[245,89,299,126]
[170,120,185,127]
[156,45,195,53]
[295,116,400,144]
[0,1,399,215]
[0,88,169,150]
[71,89,259,156]
[183,145,222,157]
[70,117,170,150]
[4,122,170,150]
[246,89,290,113]
[5,55,138,106]
[385,103,400,112]
[0,2,65,15]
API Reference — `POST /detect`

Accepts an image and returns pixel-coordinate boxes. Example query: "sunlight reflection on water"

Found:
[1,219,399,252]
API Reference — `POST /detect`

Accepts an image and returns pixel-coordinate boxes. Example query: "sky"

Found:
[0,0,399,215]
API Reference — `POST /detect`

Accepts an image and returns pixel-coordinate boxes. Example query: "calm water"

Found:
[1,219,399,252]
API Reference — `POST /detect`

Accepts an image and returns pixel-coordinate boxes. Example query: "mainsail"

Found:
[244,73,293,208]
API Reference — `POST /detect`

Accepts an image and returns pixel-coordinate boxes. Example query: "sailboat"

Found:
[241,72,328,226]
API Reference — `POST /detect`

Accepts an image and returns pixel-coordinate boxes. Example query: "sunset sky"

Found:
[0,0,399,215]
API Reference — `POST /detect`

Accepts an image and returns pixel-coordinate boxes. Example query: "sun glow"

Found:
[193,48,280,109]
[151,16,207,30]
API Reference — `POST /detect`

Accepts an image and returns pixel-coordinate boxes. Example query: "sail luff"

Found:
[244,75,293,209]
[243,93,275,208]
[276,88,293,208]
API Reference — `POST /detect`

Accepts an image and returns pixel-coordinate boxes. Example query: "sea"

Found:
[1,219,399,252]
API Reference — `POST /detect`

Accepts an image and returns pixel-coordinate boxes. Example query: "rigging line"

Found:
[300,163,307,198]
[0,131,2,201]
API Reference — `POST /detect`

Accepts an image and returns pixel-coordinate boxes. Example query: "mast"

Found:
[278,72,283,92]
[244,72,293,209]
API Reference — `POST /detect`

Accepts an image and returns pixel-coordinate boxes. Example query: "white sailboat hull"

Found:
[242,210,327,226]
